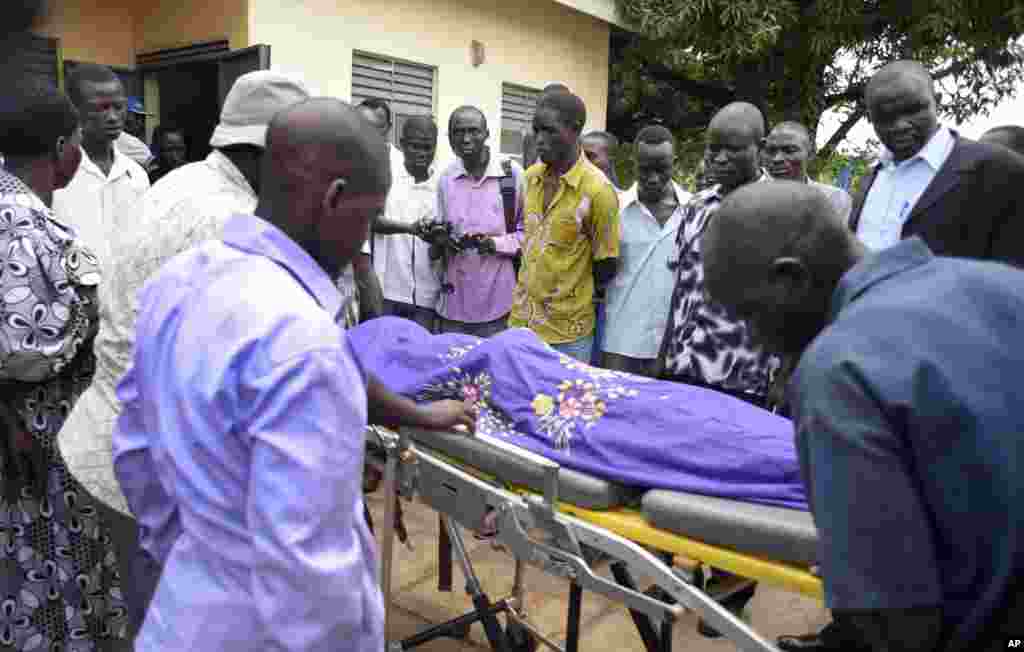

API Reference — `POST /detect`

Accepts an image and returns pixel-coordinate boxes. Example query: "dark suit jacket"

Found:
[849,133,1024,268]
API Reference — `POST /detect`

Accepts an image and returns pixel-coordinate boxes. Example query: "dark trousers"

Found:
[383,299,436,333]
[437,314,509,338]
[601,352,654,377]
[590,300,606,366]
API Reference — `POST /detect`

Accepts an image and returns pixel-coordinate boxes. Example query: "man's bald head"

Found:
[266,98,389,180]
[259,98,390,277]
[864,60,940,162]
[706,181,851,272]
[770,121,812,150]
[709,102,765,142]
[866,60,934,100]
[703,181,863,354]
[704,102,765,192]
[763,121,814,181]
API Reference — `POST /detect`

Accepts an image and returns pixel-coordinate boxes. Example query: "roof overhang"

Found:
[551,0,633,30]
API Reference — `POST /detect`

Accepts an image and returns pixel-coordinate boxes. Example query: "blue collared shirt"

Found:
[791,238,1024,650]
[856,126,955,250]
[113,214,383,652]
[603,181,690,358]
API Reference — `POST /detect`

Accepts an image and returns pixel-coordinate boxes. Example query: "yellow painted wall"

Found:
[249,0,611,165]
[35,0,137,66]
[136,0,249,54]
[32,0,250,64]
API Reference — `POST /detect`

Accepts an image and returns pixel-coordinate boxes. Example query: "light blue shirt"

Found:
[113,214,383,652]
[856,126,955,250]
[603,182,690,358]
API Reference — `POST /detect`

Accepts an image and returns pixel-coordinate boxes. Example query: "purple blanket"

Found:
[349,318,807,511]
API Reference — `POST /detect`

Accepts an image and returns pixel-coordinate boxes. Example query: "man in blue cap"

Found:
[116,95,155,168]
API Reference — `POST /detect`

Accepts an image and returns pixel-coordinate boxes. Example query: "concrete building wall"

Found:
[34,0,251,64]
[248,0,611,165]
[35,0,137,66]
[34,0,612,167]
[136,0,250,53]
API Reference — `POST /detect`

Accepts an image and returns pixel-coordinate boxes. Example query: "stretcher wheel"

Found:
[504,621,537,652]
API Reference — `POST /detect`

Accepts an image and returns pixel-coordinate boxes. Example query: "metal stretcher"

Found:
[368,426,823,652]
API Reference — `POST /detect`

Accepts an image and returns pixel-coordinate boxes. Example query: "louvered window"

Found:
[351,51,435,145]
[500,83,540,161]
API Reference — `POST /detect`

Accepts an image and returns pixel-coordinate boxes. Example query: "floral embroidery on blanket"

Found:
[416,368,518,439]
[529,354,642,451]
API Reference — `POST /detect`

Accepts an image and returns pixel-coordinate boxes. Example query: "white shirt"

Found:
[603,182,691,359]
[618,182,638,208]
[389,143,405,172]
[52,145,150,265]
[857,127,955,250]
[116,131,154,168]
[374,163,441,308]
[59,149,367,514]
[59,150,253,514]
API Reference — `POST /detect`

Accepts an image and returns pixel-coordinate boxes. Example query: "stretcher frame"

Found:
[370,426,819,652]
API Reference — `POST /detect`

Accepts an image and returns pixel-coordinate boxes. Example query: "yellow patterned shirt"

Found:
[509,153,620,343]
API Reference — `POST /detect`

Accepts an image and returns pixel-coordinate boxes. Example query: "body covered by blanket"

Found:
[349,318,806,510]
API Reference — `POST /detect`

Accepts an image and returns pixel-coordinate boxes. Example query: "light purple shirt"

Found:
[113,214,382,652]
[436,150,525,323]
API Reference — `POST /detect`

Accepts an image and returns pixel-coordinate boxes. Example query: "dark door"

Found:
[158,62,221,163]
[217,45,271,108]
[136,42,271,163]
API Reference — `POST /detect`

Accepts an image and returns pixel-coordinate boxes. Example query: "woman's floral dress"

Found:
[0,170,128,651]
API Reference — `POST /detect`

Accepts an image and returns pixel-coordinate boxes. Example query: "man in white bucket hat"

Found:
[57,69,316,640]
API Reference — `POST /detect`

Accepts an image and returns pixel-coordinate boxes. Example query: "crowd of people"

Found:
[1,26,1023,652]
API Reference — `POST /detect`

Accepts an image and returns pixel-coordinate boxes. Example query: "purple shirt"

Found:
[436,150,525,323]
[113,214,382,652]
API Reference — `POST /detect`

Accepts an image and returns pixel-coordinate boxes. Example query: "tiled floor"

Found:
[370,492,830,651]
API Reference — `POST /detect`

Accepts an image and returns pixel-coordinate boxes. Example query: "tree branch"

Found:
[638,59,736,104]
[818,105,867,159]
[931,57,975,81]
[824,83,865,107]
[823,56,978,109]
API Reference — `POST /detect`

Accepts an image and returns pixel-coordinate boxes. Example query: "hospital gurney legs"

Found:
[373,427,782,652]
[373,427,534,652]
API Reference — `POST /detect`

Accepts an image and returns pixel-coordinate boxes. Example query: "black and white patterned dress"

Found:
[663,179,780,399]
[0,169,128,651]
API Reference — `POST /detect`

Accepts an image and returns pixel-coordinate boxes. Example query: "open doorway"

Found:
[156,62,220,162]
[138,42,271,165]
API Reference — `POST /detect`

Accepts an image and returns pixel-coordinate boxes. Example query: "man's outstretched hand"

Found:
[416,399,477,433]
[367,373,477,433]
